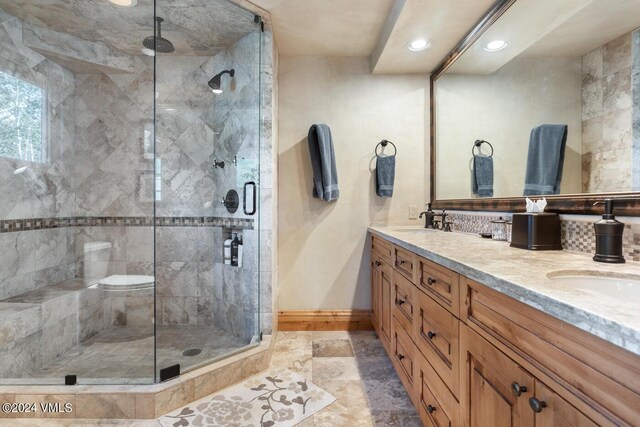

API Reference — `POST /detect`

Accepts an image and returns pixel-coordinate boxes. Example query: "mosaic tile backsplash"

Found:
[448,211,640,262]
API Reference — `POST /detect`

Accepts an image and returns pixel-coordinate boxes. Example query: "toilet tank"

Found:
[84,241,112,283]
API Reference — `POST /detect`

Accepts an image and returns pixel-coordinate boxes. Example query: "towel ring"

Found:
[472,140,493,157]
[376,139,397,157]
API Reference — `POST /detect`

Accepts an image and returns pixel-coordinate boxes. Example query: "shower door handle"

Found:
[243,181,257,215]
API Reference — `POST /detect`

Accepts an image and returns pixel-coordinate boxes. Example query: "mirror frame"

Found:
[429,0,640,215]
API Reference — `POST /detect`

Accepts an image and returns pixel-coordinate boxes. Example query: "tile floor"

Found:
[6,331,421,426]
[15,326,248,384]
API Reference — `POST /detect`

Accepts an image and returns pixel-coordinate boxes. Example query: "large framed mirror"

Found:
[430,0,640,214]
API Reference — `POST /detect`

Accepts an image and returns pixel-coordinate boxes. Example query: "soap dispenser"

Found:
[593,199,625,264]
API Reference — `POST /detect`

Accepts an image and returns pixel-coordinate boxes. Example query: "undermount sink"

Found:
[547,271,640,303]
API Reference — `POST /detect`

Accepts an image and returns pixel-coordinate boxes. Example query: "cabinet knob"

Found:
[427,331,437,340]
[427,277,436,286]
[396,298,405,305]
[397,259,405,265]
[511,382,528,397]
[374,261,381,267]
[427,404,436,414]
[397,354,405,361]
[529,397,547,413]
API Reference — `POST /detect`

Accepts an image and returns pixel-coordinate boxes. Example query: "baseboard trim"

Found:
[278,310,373,331]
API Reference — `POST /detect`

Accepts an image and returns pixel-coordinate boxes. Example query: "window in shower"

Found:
[0,71,46,163]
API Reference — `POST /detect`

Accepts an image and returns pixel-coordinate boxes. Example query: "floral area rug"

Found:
[159,368,336,427]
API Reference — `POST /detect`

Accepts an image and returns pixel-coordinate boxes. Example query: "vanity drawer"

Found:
[372,235,393,263]
[392,271,415,335]
[419,257,460,317]
[391,317,417,405]
[416,349,459,427]
[414,288,460,398]
[394,245,418,283]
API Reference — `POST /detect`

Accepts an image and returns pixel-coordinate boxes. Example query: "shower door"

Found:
[0,0,156,384]
[153,0,262,377]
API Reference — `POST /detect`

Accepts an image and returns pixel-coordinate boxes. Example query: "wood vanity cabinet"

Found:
[369,233,640,427]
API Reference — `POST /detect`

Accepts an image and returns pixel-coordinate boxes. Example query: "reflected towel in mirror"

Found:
[473,155,494,197]
[523,124,568,196]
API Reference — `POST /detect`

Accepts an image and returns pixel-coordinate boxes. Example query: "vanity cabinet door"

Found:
[379,260,393,354]
[371,252,383,333]
[531,381,598,427]
[372,247,393,354]
[461,325,534,427]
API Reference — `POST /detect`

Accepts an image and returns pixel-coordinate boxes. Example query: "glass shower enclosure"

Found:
[0,0,261,384]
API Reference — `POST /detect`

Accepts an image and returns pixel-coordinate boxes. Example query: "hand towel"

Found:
[308,124,339,201]
[376,155,396,197]
[523,124,568,196]
[472,154,493,198]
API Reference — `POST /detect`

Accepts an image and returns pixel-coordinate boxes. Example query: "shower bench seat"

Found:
[0,278,103,379]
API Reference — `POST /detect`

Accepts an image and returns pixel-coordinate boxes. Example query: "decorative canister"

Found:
[506,221,513,243]
[491,217,508,241]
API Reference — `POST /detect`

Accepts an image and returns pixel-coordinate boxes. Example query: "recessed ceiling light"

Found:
[108,0,137,6]
[483,40,508,52]
[407,39,430,52]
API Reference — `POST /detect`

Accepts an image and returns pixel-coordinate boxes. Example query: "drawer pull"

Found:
[396,298,405,305]
[374,261,381,267]
[397,259,406,265]
[529,397,546,413]
[427,331,437,340]
[427,277,436,286]
[511,382,528,397]
[397,354,405,361]
[427,404,436,414]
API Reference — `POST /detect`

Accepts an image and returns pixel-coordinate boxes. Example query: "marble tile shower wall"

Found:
[0,13,77,300]
[448,212,640,262]
[581,29,639,192]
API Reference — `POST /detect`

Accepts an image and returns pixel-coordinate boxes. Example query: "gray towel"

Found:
[308,124,339,201]
[472,154,493,197]
[376,155,395,197]
[523,124,568,196]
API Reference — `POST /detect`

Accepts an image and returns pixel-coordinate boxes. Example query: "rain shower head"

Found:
[208,69,235,94]
[142,17,175,56]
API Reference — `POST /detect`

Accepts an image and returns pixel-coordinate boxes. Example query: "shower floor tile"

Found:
[26,325,248,383]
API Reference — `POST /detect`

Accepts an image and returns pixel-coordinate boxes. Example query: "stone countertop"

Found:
[368,225,640,356]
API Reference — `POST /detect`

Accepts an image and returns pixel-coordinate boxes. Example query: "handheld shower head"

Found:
[208,69,235,94]
[142,17,175,56]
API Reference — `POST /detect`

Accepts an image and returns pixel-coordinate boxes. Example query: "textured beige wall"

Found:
[436,56,583,199]
[277,56,428,311]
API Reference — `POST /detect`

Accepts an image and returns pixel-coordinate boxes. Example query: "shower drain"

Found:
[182,348,202,357]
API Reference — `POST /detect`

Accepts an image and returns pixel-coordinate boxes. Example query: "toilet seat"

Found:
[98,275,155,292]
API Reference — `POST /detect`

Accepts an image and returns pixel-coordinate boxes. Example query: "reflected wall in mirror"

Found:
[434,0,640,201]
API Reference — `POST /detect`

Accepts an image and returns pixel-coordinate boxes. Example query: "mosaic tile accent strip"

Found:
[0,217,254,233]
[449,212,640,262]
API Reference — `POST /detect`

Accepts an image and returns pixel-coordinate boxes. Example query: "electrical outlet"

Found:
[409,204,418,219]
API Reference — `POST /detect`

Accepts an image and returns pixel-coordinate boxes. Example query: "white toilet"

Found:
[83,241,154,291]
[83,241,112,283]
